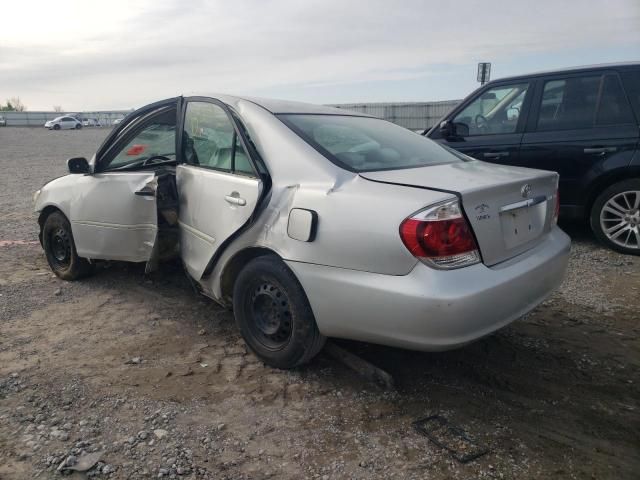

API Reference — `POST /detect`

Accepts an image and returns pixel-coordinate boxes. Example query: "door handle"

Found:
[135,188,155,197]
[584,147,617,155]
[483,151,510,159]
[224,192,246,206]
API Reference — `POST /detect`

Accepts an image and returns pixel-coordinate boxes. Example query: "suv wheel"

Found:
[233,255,326,369]
[590,179,640,255]
[42,211,94,280]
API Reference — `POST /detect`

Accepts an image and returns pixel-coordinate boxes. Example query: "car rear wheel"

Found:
[42,211,94,280]
[53,124,60,130]
[590,179,640,255]
[233,255,326,369]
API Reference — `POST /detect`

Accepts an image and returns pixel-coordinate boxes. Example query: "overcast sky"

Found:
[1,0,639,111]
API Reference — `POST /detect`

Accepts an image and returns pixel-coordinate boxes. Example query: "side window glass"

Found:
[452,83,529,136]
[183,102,255,176]
[183,102,235,171]
[107,109,176,169]
[620,71,640,121]
[536,75,600,131]
[596,75,635,125]
[233,135,254,176]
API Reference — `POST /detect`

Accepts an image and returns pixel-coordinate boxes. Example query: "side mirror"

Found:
[453,122,469,137]
[67,157,90,174]
[439,120,454,138]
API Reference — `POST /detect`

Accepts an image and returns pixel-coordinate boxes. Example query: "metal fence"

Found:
[0,110,131,127]
[0,100,461,130]
[329,100,461,131]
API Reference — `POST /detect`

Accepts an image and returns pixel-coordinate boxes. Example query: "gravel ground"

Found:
[0,127,639,479]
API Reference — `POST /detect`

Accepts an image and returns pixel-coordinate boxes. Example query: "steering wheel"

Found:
[142,155,171,166]
[474,114,489,132]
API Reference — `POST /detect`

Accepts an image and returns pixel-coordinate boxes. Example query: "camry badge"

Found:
[521,184,532,198]
[475,203,489,214]
[474,203,491,221]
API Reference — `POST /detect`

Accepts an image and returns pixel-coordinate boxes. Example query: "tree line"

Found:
[0,97,26,111]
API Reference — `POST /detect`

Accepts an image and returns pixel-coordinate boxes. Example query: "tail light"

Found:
[399,199,480,269]
[552,188,560,225]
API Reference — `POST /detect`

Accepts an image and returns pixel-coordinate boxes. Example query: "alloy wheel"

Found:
[599,190,640,250]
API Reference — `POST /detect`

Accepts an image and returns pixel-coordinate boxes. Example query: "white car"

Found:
[112,117,125,125]
[33,95,570,369]
[45,116,83,130]
[82,118,102,127]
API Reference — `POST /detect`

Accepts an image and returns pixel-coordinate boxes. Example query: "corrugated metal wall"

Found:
[329,100,460,130]
[0,110,131,127]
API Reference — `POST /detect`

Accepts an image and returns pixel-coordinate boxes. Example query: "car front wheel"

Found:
[42,211,94,280]
[53,124,60,130]
[233,255,326,369]
[75,124,82,130]
[591,179,640,255]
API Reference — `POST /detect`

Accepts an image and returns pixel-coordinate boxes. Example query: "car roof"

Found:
[487,61,640,85]
[202,94,372,116]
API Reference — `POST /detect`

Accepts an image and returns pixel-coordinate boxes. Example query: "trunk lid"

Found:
[360,160,559,266]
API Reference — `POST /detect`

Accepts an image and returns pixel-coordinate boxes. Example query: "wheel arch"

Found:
[585,167,640,219]
[37,205,67,245]
[219,246,282,305]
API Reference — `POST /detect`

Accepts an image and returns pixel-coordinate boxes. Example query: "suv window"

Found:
[183,101,254,176]
[452,83,529,136]
[536,74,634,131]
[620,70,640,121]
[597,75,635,125]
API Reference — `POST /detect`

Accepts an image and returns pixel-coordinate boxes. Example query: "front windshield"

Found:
[278,114,461,172]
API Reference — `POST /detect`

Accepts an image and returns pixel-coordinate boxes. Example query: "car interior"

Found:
[452,84,528,136]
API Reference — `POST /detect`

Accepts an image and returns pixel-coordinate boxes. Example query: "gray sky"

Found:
[2,0,639,111]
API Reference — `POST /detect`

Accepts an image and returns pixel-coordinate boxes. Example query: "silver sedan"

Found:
[33,95,571,368]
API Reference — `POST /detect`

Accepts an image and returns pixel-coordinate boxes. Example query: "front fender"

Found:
[34,174,84,221]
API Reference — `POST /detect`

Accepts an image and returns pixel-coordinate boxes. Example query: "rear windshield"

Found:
[278,114,461,172]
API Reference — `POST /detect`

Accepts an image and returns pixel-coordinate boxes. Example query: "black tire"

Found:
[233,255,326,369]
[590,179,640,255]
[53,124,60,130]
[75,123,82,130]
[42,211,94,280]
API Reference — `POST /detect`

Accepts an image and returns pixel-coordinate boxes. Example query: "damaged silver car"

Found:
[34,95,571,368]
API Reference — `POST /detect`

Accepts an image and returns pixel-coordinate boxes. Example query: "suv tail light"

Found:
[552,188,560,225]
[399,199,480,269]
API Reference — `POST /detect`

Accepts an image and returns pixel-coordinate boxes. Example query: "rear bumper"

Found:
[286,227,570,351]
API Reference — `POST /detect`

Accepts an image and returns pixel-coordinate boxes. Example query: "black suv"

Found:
[427,62,640,255]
